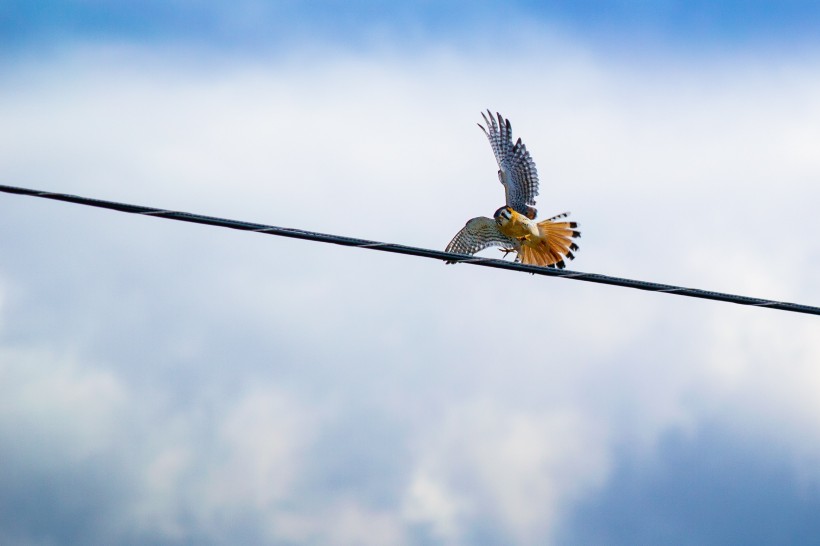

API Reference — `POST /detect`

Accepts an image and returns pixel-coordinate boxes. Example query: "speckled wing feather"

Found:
[445,216,520,261]
[478,110,540,219]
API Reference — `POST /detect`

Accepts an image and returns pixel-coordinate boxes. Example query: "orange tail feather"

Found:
[535,215,581,268]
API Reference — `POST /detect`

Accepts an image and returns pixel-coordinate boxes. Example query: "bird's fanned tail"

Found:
[536,214,581,268]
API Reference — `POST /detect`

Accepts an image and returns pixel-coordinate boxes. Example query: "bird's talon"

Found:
[499,247,517,259]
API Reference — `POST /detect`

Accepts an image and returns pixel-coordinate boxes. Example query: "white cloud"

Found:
[404,401,610,545]
[0,346,128,467]
[123,386,317,543]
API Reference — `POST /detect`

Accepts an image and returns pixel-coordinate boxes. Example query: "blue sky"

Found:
[6,1,820,54]
[1,2,820,546]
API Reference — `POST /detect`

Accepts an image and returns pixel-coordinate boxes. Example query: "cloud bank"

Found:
[1,30,819,545]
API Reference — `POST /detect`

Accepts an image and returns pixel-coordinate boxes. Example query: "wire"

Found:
[1,183,818,316]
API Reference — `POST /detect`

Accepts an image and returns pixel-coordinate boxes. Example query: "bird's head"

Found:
[494,206,513,226]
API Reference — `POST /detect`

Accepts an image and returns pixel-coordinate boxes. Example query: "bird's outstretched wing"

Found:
[445,216,520,262]
[478,110,540,219]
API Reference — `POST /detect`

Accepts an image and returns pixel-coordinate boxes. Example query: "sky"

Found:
[1,1,820,545]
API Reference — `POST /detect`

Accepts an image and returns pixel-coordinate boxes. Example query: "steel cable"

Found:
[1,183,817,316]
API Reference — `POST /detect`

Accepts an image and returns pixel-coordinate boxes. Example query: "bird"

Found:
[445,110,580,268]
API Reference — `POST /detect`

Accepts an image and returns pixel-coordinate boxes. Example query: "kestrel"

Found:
[445,111,580,268]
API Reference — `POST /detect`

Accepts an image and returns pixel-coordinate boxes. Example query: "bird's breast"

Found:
[500,215,538,239]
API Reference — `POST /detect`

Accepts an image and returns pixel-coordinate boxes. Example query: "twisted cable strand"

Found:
[1,183,817,316]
